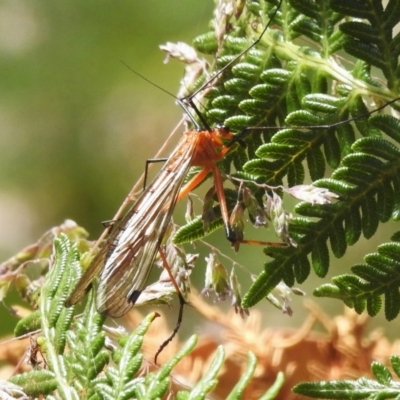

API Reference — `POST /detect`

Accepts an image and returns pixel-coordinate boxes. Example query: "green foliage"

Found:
[315,230,400,320]
[170,0,400,314]
[3,0,400,399]
[7,234,283,399]
[293,356,400,399]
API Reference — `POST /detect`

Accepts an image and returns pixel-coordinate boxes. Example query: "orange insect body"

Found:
[176,126,234,225]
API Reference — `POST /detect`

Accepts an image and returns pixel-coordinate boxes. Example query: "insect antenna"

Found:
[120,61,203,130]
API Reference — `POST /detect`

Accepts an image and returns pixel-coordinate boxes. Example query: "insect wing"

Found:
[66,242,110,308]
[96,135,198,317]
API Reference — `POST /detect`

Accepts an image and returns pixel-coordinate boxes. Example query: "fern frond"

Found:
[314,230,400,320]
[293,356,400,399]
[10,233,82,398]
[170,0,400,308]
[8,233,284,399]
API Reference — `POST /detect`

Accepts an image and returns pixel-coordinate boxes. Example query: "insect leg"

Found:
[154,246,186,364]
[144,158,168,190]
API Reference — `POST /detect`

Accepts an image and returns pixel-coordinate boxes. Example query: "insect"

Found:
[27,336,47,369]
[65,3,286,318]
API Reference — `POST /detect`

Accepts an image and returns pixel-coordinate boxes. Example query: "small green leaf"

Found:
[329,219,347,258]
[242,261,283,308]
[193,32,218,54]
[314,283,344,300]
[384,287,400,321]
[307,146,326,181]
[293,255,311,283]
[353,137,400,161]
[323,131,341,168]
[15,310,41,337]
[366,294,382,317]
[344,206,362,245]
[293,378,380,399]
[371,361,393,385]
[361,195,379,239]
[370,114,400,143]
[390,356,400,379]
[188,346,225,399]
[10,370,58,397]
[259,371,285,400]
[261,68,291,84]
[311,238,330,277]
[226,352,257,400]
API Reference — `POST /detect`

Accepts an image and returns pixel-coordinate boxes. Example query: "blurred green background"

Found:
[0,0,214,253]
[0,0,398,340]
[0,0,214,333]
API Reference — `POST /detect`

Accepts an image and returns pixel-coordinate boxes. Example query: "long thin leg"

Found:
[176,168,210,201]
[154,247,186,364]
[176,166,236,242]
[209,164,234,242]
[144,158,168,189]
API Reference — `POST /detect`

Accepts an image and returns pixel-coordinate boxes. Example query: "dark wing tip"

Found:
[128,290,142,306]
[96,290,140,318]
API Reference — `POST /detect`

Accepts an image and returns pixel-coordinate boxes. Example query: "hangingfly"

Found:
[66,1,285,318]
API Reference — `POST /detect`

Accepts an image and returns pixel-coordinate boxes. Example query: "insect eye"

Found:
[215,123,230,132]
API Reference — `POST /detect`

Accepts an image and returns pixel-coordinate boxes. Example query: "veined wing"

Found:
[67,132,199,317]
